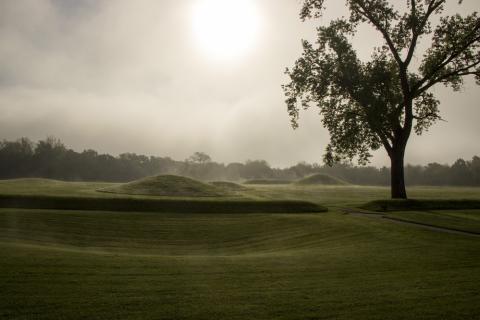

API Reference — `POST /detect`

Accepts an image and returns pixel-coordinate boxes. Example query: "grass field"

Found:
[386,210,480,234]
[1,179,480,319]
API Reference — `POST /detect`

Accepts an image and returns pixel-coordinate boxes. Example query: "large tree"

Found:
[283,0,480,198]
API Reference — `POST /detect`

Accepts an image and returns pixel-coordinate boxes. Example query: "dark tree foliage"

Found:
[186,152,212,164]
[284,0,480,198]
[0,137,479,186]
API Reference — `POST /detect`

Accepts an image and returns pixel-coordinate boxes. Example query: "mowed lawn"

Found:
[387,210,480,234]
[0,179,479,319]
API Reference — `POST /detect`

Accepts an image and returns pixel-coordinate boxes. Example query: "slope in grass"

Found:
[210,181,250,192]
[295,173,349,186]
[244,179,292,185]
[101,175,225,197]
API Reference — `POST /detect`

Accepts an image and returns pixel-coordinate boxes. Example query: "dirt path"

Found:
[342,208,480,237]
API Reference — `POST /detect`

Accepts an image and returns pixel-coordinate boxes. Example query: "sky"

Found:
[0,0,479,168]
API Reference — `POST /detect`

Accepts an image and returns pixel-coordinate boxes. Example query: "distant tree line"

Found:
[0,137,479,186]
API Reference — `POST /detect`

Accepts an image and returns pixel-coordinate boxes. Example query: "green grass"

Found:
[244,184,480,207]
[360,198,480,234]
[101,175,227,197]
[2,179,480,205]
[210,181,250,192]
[1,179,480,319]
[386,210,480,234]
[0,178,115,197]
[243,179,293,185]
[295,173,349,186]
[362,199,480,212]
[0,194,326,214]
[1,208,479,320]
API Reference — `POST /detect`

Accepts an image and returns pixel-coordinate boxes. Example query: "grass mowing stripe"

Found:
[1,208,480,319]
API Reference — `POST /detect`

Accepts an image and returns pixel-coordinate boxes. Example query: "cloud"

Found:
[0,0,479,167]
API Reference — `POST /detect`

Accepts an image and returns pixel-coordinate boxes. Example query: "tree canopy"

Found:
[285,0,479,163]
[283,0,480,198]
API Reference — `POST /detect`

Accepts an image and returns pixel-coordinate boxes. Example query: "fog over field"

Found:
[0,0,479,167]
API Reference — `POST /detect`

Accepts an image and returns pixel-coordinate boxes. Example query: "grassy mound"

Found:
[210,181,249,192]
[362,199,480,212]
[295,174,348,186]
[244,179,292,185]
[0,194,327,214]
[101,175,225,197]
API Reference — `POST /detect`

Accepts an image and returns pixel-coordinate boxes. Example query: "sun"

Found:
[191,0,261,61]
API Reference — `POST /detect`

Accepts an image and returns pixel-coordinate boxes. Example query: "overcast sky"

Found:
[0,0,479,167]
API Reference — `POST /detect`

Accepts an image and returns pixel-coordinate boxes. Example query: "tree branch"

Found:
[414,20,480,93]
[418,58,480,93]
[354,2,404,67]
[413,112,442,121]
[404,0,446,67]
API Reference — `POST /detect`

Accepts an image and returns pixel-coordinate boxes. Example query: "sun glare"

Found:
[191,0,261,61]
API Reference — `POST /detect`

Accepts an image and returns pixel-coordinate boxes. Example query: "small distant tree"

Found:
[283,0,480,198]
[187,152,212,164]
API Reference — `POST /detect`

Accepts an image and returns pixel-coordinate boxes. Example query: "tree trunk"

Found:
[390,148,407,199]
